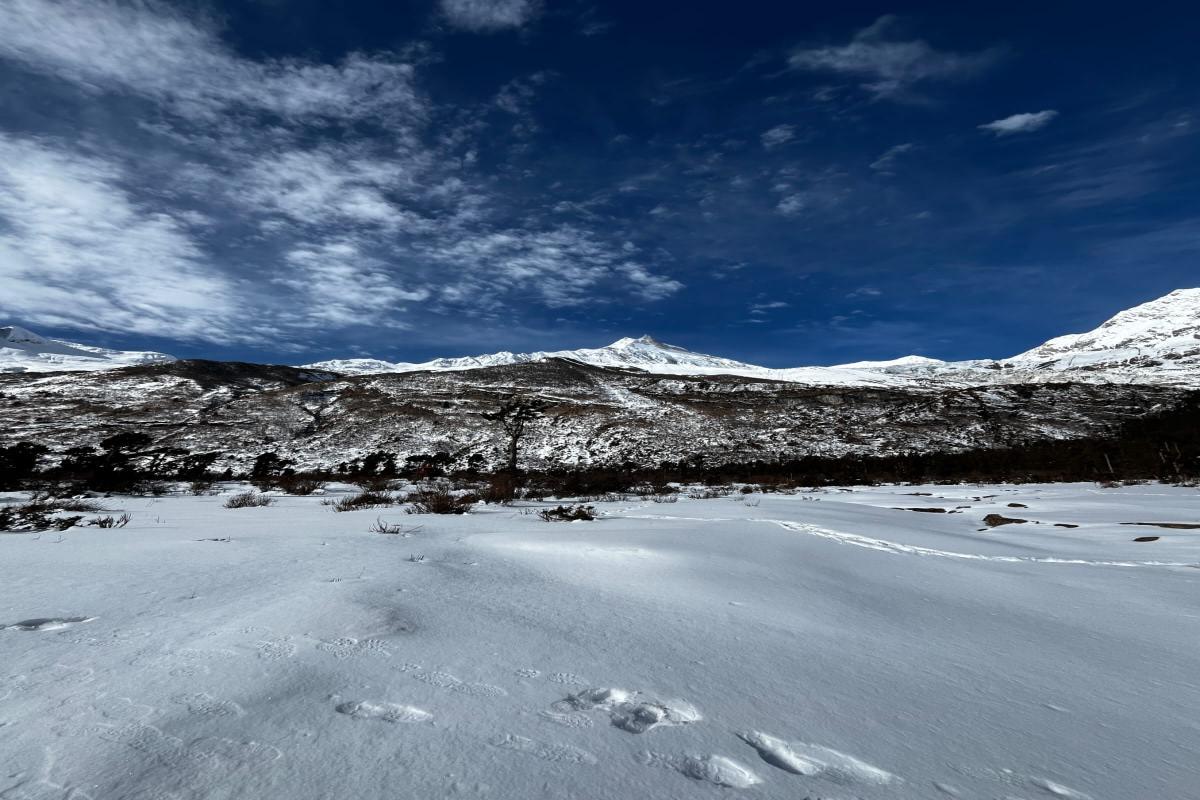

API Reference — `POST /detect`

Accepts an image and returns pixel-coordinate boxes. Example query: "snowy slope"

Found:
[2,482,1197,798]
[0,325,175,373]
[306,335,907,387]
[1004,288,1200,376]
[304,290,1200,386]
[833,288,1200,386]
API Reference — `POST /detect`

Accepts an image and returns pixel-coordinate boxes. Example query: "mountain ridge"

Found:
[5,288,1198,386]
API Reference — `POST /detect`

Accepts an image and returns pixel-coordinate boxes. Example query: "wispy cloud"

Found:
[0,0,680,347]
[0,0,423,124]
[869,142,914,174]
[0,134,244,341]
[439,0,540,32]
[761,124,796,149]
[979,110,1059,136]
[788,15,1001,100]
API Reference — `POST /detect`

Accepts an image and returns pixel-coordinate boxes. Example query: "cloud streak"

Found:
[0,0,680,348]
[788,15,1001,100]
[979,110,1059,136]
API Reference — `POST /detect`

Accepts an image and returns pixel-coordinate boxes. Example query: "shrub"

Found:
[224,491,273,509]
[481,473,519,504]
[538,504,596,522]
[687,486,733,499]
[331,490,396,512]
[276,474,324,495]
[355,475,395,493]
[0,501,82,532]
[368,517,419,536]
[87,513,132,528]
[405,484,475,515]
[189,478,217,495]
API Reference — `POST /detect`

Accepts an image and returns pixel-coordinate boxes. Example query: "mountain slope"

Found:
[0,325,175,373]
[305,334,908,387]
[1004,288,1200,376]
[830,288,1200,387]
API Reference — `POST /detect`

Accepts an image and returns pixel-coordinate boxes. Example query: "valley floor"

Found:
[2,483,1198,799]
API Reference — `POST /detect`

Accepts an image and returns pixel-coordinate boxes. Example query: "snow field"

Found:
[1,482,1198,798]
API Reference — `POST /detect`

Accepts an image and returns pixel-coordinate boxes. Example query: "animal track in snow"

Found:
[638,751,761,788]
[317,637,391,660]
[489,734,598,765]
[515,668,540,678]
[411,670,507,698]
[736,731,896,785]
[256,637,296,661]
[554,688,701,734]
[1,617,94,632]
[172,693,244,718]
[335,700,431,723]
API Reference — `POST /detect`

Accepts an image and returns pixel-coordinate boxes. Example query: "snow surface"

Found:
[0,325,175,374]
[3,482,1198,798]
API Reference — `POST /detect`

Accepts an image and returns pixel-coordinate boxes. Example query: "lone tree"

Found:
[482,396,549,474]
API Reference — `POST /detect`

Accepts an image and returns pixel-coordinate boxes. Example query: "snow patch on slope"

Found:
[0,325,175,374]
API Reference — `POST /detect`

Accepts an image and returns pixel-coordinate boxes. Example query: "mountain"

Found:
[840,288,1200,387]
[305,334,911,387]
[1004,288,1200,377]
[6,288,1199,386]
[302,289,1200,388]
[0,325,175,373]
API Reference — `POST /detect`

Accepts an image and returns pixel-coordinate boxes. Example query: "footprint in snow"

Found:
[538,710,595,729]
[553,688,700,734]
[638,751,761,788]
[335,700,432,723]
[1,616,95,632]
[546,672,588,686]
[256,637,297,661]
[410,670,507,698]
[172,693,244,718]
[515,668,540,678]
[736,730,896,785]
[317,637,391,660]
[489,734,598,765]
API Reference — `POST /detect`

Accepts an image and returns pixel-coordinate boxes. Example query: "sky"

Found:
[0,0,1197,367]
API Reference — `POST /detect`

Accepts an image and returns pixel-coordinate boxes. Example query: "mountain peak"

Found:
[0,324,175,373]
[610,334,667,349]
[1,325,47,345]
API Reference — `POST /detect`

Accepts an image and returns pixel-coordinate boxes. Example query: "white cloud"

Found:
[278,240,430,328]
[788,15,1000,99]
[0,135,244,341]
[440,0,540,32]
[0,0,681,348]
[0,0,423,123]
[870,142,914,173]
[978,110,1059,136]
[761,124,797,149]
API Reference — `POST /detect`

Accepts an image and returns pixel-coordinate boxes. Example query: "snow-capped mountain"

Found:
[6,288,1199,386]
[303,289,1200,387]
[839,288,1200,386]
[0,325,175,373]
[305,334,908,387]
[1005,288,1200,375]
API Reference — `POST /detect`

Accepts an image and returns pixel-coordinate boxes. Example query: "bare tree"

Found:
[482,396,548,474]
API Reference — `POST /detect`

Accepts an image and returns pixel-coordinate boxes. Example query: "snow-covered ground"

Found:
[2,483,1198,799]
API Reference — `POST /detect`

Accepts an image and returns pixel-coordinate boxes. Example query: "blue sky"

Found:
[0,1,1196,367]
